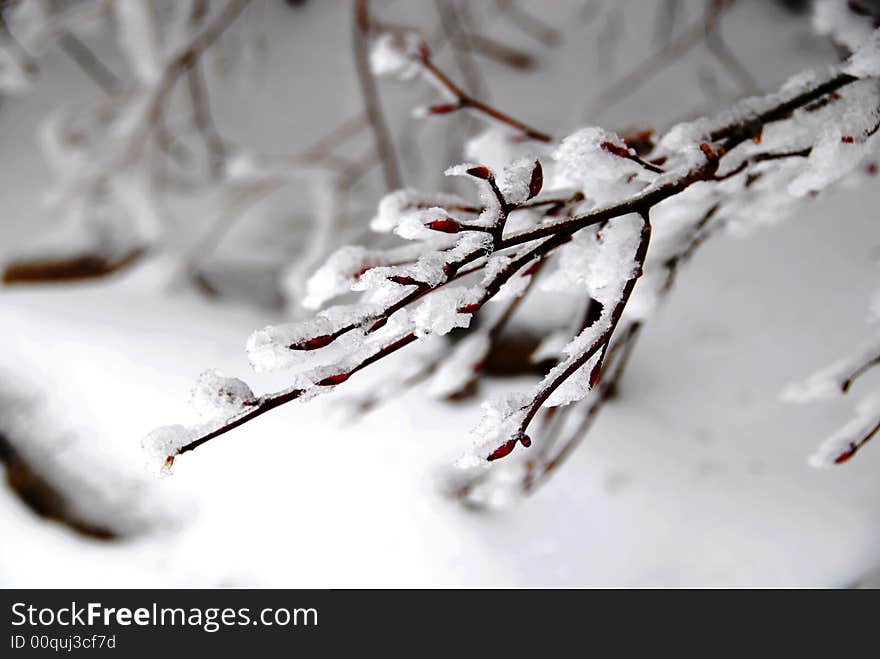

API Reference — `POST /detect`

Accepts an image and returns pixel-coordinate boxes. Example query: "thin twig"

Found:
[353,0,403,191]
[58,32,121,93]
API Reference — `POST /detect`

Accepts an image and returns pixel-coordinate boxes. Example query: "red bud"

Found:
[521,260,542,277]
[527,160,543,199]
[834,447,857,464]
[466,165,492,180]
[487,435,531,461]
[427,103,460,115]
[487,439,517,461]
[292,334,333,350]
[388,275,418,285]
[425,218,461,233]
[600,141,631,159]
[317,372,350,386]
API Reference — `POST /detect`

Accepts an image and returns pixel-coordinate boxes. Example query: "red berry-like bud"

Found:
[317,372,350,386]
[353,265,373,280]
[425,218,461,233]
[388,275,418,285]
[487,439,518,461]
[427,102,460,115]
[466,165,492,180]
[521,260,542,277]
[589,361,603,388]
[292,334,333,350]
[600,140,631,159]
[527,160,543,199]
[458,303,481,314]
[834,447,856,464]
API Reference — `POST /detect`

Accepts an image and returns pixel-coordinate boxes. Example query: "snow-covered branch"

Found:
[146,26,880,490]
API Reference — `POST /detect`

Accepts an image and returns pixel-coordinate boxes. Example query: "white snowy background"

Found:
[1,0,879,586]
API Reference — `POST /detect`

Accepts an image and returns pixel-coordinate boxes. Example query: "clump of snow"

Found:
[411,287,479,338]
[190,370,256,419]
[445,163,504,228]
[142,425,192,474]
[498,158,539,205]
[541,213,643,305]
[303,246,371,310]
[369,31,423,80]
[462,394,531,465]
[395,207,453,241]
[788,83,880,196]
[553,127,656,204]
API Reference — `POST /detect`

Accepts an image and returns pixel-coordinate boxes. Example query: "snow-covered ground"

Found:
[1,0,878,587]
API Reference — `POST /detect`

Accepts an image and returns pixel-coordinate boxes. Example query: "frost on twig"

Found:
[148,25,880,504]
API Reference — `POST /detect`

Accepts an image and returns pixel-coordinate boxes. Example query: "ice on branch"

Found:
[190,370,256,419]
[808,393,880,467]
